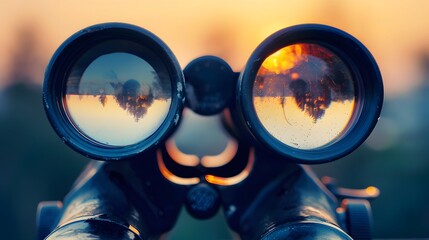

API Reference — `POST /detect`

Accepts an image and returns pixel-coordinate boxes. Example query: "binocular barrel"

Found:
[39,22,383,239]
[39,148,364,239]
[39,152,188,239]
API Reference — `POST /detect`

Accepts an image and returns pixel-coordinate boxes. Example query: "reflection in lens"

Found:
[253,43,355,150]
[65,52,172,146]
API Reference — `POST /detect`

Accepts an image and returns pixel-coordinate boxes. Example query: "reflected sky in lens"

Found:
[65,52,171,146]
[253,43,355,149]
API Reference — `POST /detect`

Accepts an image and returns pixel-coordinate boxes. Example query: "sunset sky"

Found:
[1,0,429,97]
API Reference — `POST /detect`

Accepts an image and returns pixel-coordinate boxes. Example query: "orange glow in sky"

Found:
[1,0,429,96]
[261,45,304,74]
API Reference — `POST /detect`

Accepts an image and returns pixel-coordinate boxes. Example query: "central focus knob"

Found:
[185,183,220,219]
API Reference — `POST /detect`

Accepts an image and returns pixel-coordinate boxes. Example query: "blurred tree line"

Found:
[313,51,429,238]
[0,24,88,240]
[1,22,429,239]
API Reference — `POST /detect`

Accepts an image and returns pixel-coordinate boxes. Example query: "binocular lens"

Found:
[65,50,172,146]
[44,23,185,160]
[253,43,355,149]
[237,24,383,163]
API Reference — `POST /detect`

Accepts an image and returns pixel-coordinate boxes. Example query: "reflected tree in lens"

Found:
[110,78,155,121]
[90,69,167,122]
[288,78,330,121]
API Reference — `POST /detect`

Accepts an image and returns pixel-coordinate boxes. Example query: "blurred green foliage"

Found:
[0,83,87,240]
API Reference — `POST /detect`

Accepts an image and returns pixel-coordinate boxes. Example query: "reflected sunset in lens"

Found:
[253,43,355,149]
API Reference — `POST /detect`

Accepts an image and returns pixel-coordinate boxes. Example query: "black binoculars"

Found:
[37,23,383,239]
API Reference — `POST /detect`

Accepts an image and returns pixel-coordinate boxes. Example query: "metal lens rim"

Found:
[43,23,185,161]
[238,24,383,163]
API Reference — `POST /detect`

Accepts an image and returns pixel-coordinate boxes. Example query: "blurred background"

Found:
[1,0,429,239]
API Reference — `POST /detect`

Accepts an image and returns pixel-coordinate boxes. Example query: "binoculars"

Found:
[37,23,383,239]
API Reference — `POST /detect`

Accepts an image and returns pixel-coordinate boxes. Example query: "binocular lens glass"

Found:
[253,43,355,149]
[65,51,172,146]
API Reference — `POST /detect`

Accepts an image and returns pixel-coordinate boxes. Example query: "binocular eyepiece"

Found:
[44,23,185,160]
[43,22,382,164]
